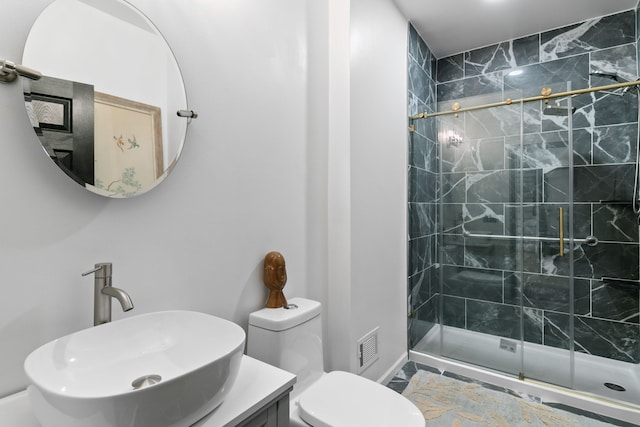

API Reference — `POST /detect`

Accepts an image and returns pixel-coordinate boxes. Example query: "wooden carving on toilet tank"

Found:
[263,251,288,308]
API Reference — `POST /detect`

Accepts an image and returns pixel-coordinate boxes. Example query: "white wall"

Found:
[0,0,408,397]
[0,0,320,397]
[326,0,408,379]
[349,0,409,379]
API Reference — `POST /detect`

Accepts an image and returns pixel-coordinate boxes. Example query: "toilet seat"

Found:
[297,371,424,427]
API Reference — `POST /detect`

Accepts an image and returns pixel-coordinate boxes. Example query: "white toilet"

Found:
[247,297,425,427]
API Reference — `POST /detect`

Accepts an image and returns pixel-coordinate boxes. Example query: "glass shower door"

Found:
[517,87,576,389]
[435,85,576,389]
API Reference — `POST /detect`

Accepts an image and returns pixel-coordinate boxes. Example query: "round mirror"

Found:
[22,0,189,197]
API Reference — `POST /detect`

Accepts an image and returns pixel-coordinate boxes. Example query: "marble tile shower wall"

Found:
[408,11,640,363]
[407,23,439,347]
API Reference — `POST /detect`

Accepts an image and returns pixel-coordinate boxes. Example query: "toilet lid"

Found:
[298,371,425,427]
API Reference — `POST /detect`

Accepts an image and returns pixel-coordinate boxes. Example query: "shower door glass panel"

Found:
[568,83,640,405]
[518,85,575,389]
[434,86,574,389]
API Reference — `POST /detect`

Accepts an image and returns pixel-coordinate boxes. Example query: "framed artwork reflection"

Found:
[93,92,163,196]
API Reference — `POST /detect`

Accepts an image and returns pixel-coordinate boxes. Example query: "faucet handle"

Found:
[82,266,101,277]
[82,263,112,277]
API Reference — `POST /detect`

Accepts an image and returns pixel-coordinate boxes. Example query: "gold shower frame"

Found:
[409,79,640,127]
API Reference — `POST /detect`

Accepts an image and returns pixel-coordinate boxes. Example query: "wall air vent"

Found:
[357,327,379,373]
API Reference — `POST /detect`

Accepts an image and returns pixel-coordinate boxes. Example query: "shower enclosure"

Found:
[408,78,640,409]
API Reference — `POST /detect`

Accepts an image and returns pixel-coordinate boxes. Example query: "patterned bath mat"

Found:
[402,370,619,426]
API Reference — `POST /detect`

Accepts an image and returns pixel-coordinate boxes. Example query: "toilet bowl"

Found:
[247,297,424,427]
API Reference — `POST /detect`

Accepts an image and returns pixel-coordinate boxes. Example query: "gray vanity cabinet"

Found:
[236,389,291,427]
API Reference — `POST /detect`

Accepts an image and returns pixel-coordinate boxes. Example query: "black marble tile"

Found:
[464,103,523,140]
[441,233,464,266]
[408,234,434,276]
[441,137,506,173]
[520,241,542,274]
[407,85,421,118]
[590,43,638,86]
[408,131,425,169]
[466,300,521,340]
[503,272,522,304]
[593,123,638,165]
[409,58,434,106]
[504,54,589,98]
[544,240,639,280]
[410,108,437,140]
[465,237,538,272]
[466,300,543,343]
[545,164,636,203]
[575,279,593,316]
[592,278,639,323]
[543,312,571,350]
[443,266,503,303]
[442,294,465,328]
[466,171,512,203]
[574,315,640,363]
[408,92,427,121]
[437,72,503,103]
[541,92,593,132]
[437,54,464,83]
[466,169,542,204]
[505,203,591,243]
[439,115,466,172]
[463,203,504,235]
[442,203,463,233]
[465,34,539,77]
[426,114,438,142]
[577,164,637,203]
[506,129,591,172]
[408,166,436,203]
[408,202,436,239]
[408,24,436,79]
[544,311,639,364]
[637,3,640,44]
[504,273,591,315]
[408,317,433,349]
[522,307,545,344]
[441,172,465,204]
[540,11,636,62]
[408,268,428,308]
[593,89,638,127]
[409,131,438,171]
[573,128,593,165]
[409,298,439,348]
[593,203,639,243]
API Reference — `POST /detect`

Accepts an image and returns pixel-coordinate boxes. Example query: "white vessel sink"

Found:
[24,311,245,427]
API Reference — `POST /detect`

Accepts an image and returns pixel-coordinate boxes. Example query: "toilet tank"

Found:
[248,297,324,392]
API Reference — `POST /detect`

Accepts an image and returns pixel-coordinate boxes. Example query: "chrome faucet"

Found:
[82,263,134,326]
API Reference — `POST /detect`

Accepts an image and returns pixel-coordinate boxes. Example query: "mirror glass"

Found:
[22,0,188,197]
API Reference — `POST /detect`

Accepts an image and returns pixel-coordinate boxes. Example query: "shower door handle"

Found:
[559,208,564,257]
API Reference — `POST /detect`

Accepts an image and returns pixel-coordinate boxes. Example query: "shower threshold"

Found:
[411,326,640,425]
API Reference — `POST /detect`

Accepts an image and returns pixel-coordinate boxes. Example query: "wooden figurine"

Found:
[263,251,288,308]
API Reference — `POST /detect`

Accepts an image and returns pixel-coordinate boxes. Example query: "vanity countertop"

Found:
[0,355,296,427]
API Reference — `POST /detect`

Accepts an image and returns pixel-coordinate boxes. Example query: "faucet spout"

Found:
[102,286,134,312]
[83,262,134,326]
